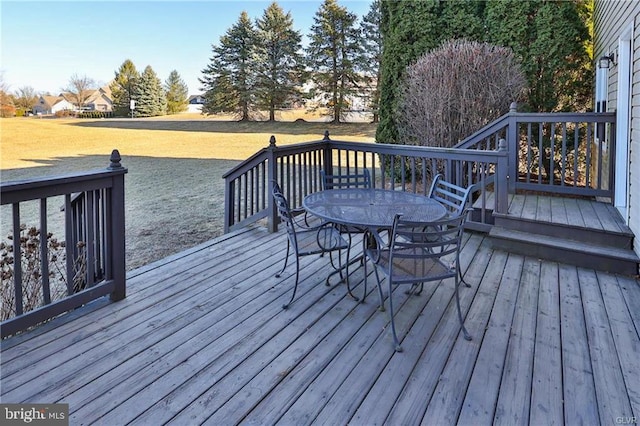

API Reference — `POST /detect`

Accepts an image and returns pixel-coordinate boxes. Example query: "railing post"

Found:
[224,178,234,233]
[507,102,518,194]
[108,149,126,301]
[496,139,509,215]
[322,130,333,178]
[267,135,278,233]
[609,119,617,196]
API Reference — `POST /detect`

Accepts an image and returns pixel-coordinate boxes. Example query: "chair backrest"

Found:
[427,174,474,216]
[321,169,371,190]
[389,213,467,281]
[272,182,296,235]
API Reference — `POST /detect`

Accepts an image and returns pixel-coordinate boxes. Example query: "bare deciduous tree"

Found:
[14,86,38,111]
[398,39,526,149]
[64,74,96,110]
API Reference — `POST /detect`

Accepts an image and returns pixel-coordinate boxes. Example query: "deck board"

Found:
[458,252,520,424]
[2,223,639,425]
[530,261,564,425]
[494,257,540,425]
[558,264,600,424]
[579,268,634,424]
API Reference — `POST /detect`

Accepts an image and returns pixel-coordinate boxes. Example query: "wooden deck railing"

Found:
[223,132,509,233]
[457,103,616,197]
[0,150,127,338]
[224,108,616,234]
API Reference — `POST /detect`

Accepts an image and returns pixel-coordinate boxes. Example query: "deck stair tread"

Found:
[490,227,639,262]
[483,193,639,275]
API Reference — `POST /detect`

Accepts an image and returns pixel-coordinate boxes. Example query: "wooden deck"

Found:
[2,224,639,425]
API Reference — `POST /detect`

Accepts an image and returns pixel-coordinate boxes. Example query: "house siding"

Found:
[595,0,640,259]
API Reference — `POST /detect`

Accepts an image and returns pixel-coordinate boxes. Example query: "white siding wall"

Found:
[595,1,640,259]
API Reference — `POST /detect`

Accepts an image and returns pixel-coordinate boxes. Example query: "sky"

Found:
[0,0,373,96]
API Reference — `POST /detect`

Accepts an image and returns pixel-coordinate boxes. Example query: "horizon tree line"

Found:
[1,64,190,118]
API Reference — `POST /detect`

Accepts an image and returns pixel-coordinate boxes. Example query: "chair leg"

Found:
[282,255,301,309]
[343,245,362,302]
[276,240,291,278]
[455,276,472,341]
[371,266,385,312]
[406,283,424,295]
[458,253,471,288]
[388,280,402,352]
[460,270,471,288]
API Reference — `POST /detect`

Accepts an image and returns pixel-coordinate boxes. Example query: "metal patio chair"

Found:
[320,168,371,190]
[364,213,472,352]
[427,174,474,217]
[272,182,350,309]
[320,168,373,235]
[427,174,475,285]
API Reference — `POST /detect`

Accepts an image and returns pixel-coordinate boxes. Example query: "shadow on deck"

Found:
[1,224,639,425]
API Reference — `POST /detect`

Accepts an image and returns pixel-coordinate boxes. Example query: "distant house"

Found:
[32,95,75,115]
[188,95,205,113]
[32,85,113,115]
[84,85,113,111]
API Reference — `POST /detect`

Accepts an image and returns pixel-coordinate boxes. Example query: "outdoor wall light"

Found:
[598,53,615,69]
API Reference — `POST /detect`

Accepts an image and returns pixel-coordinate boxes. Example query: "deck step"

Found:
[489,227,639,275]
[493,212,634,249]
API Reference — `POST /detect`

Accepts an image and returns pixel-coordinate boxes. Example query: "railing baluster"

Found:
[421,158,427,195]
[550,122,556,186]
[561,122,567,187]
[527,123,532,184]
[586,122,592,188]
[573,123,579,187]
[538,123,544,184]
[40,198,51,305]
[12,203,23,316]
[64,194,74,296]
[596,122,603,191]
[86,190,96,288]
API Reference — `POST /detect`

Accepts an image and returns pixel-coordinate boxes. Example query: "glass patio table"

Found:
[302,188,448,299]
[303,188,447,230]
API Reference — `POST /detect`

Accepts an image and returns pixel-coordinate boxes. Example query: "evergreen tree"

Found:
[306,0,362,123]
[137,65,166,117]
[200,11,258,120]
[255,2,304,121]
[358,0,382,123]
[165,70,189,115]
[110,59,139,117]
[376,0,486,143]
[486,0,591,112]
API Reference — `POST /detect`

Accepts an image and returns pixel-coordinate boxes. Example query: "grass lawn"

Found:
[1,115,376,269]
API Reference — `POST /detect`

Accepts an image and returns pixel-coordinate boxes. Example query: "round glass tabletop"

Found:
[303,188,447,228]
